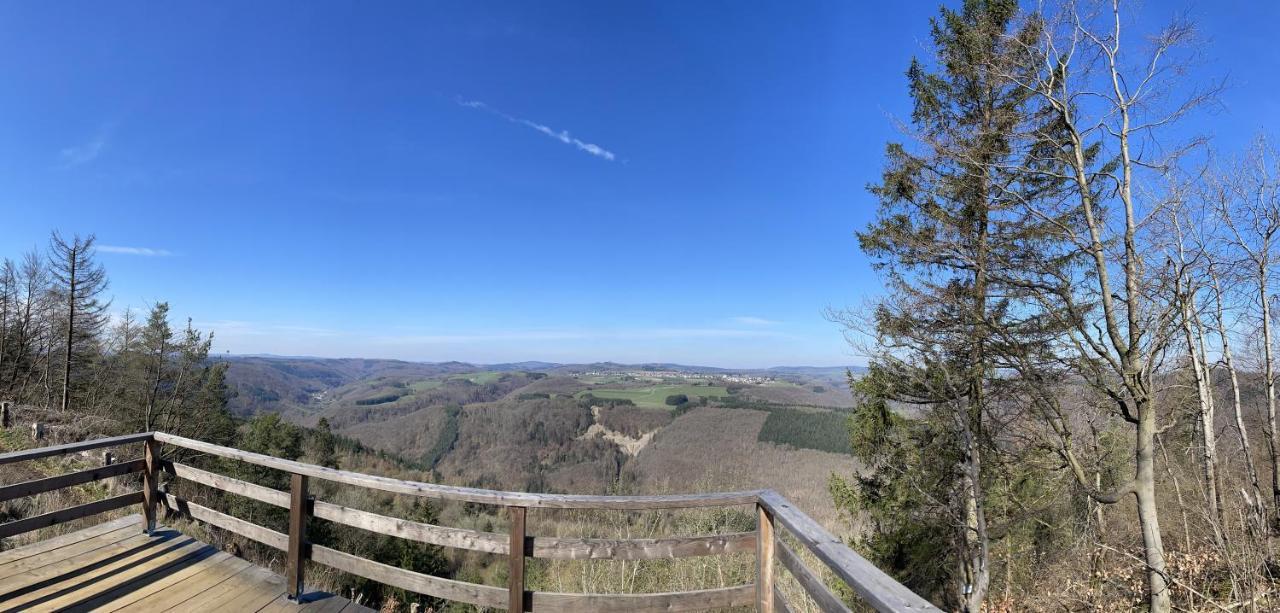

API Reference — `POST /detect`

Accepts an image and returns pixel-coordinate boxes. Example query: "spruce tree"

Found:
[833,2,1067,609]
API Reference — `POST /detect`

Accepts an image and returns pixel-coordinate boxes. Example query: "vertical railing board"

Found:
[142,438,160,534]
[758,502,776,612]
[508,506,527,612]
[287,472,310,601]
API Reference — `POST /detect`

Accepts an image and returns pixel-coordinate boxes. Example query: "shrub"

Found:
[664,394,689,406]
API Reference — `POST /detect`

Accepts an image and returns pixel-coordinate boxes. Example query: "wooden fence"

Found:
[0,432,940,612]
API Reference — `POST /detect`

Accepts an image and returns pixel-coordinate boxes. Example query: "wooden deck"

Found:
[0,515,372,613]
[1,431,942,612]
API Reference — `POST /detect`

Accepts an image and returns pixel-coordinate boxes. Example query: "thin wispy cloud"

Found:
[731,316,780,326]
[59,123,116,167]
[457,98,617,161]
[98,245,174,257]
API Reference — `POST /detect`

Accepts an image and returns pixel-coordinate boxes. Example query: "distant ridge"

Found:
[216,353,865,374]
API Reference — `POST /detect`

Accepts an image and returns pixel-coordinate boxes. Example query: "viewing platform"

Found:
[0,432,940,612]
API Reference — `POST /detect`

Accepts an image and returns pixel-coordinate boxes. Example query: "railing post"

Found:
[142,437,160,534]
[0,401,10,428]
[757,501,775,613]
[287,472,310,602]
[508,506,527,612]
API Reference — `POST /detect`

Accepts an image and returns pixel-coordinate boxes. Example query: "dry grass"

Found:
[630,407,859,530]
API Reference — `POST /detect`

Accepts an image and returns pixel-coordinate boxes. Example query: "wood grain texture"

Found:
[165,461,290,507]
[0,515,141,566]
[310,543,508,609]
[313,499,508,553]
[0,517,141,580]
[143,438,161,533]
[508,506,526,612]
[155,432,763,509]
[287,472,310,600]
[759,490,941,612]
[161,492,290,550]
[277,496,754,560]
[532,532,756,560]
[774,585,795,613]
[758,503,776,613]
[0,432,153,465]
[0,490,143,539]
[0,458,143,503]
[776,538,851,613]
[529,584,756,612]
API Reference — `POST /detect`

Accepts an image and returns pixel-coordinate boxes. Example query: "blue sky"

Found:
[1,1,1277,368]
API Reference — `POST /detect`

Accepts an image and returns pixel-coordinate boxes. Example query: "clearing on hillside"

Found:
[576,384,729,408]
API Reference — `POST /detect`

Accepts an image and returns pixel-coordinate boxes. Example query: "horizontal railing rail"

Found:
[0,431,941,612]
[0,433,154,541]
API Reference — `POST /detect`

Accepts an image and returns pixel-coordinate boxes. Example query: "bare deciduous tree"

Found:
[994,2,1216,609]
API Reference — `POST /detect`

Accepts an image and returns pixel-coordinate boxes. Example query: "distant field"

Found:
[409,379,443,392]
[577,384,729,408]
[451,371,503,385]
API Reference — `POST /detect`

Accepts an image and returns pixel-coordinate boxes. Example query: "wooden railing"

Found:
[0,432,940,612]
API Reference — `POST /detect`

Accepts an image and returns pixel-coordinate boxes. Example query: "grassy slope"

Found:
[628,406,858,529]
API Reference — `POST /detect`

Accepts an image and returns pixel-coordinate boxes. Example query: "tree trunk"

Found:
[59,245,76,413]
[1213,271,1266,523]
[957,406,990,613]
[1181,286,1226,547]
[1137,402,1172,613]
[1262,262,1280,526]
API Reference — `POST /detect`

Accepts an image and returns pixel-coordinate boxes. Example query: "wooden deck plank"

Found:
[215,564,288,612]
[0,520,143,582]
[85,549,237,612]
[114,552,253,611]
[0,530,169,597]
[0,514,140,566]
[53,543,221,613]
[160,562,263,611]
[0,532,199,611]
[0,517,413,613]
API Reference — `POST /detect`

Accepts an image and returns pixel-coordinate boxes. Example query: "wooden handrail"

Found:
[0,459,143,503]
[154,431,763,509]
[0,432,152,465]
[776,537,852,613]
[0,491,143,539]
[758,490,939,612]
[2,432,942,613]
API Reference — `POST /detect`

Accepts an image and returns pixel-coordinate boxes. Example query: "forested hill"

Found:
[216,354,863,417]
[218,354,863,528]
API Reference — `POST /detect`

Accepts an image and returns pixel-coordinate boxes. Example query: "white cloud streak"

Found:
[98,245,173,257]
[731,316,780,326]
[457,98,617,161]
[60,124,116,167]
